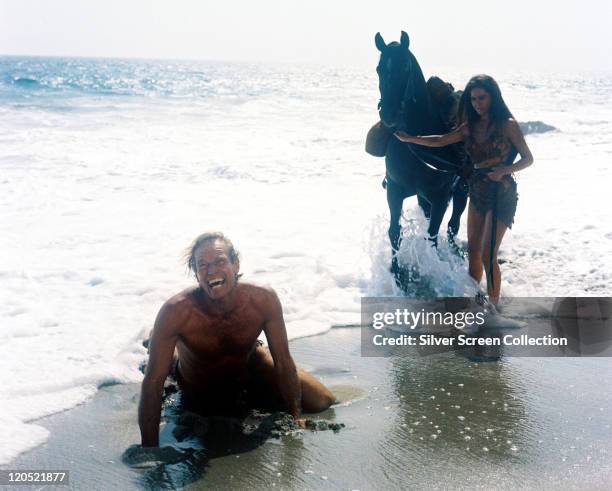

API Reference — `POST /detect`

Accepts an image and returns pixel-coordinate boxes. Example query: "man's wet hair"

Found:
[185,231,240,275]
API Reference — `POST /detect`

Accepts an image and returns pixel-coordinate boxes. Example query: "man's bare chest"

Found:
[179,307,265,360]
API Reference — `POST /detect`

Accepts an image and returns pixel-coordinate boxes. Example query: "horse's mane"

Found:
[402,51,443,136]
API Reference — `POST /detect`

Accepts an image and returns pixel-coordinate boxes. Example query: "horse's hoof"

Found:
[447,231,465,258]
[393,271,409,293]
[390,259,405,289]
[390,256,399,275]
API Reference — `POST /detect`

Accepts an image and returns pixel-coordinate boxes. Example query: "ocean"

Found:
[1,56,611,464]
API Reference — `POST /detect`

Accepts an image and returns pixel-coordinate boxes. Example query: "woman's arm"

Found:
[488,119,534,181]
[394,123,466,148]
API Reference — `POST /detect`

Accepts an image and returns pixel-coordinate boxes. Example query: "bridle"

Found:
[377,53,416,130]
[380,51,466,174]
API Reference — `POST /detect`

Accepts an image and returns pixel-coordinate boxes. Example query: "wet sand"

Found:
[5,327,612,490]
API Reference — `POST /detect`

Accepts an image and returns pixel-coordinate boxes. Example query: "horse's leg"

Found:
[447,176,469,244]
[386,179,405,278]
[417,195,431,220]
[426,197,449,247]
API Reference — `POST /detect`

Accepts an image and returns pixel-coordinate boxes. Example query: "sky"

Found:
[1,0,611,72]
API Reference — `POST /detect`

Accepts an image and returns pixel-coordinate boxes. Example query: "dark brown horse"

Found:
[375,31,467,283]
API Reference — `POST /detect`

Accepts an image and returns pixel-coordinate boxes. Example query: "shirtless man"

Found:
[139,231,336,447]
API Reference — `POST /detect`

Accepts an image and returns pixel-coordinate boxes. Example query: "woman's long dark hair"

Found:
[458,74,513,134]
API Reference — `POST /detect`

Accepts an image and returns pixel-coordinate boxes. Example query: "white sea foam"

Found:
[1,58,611,463]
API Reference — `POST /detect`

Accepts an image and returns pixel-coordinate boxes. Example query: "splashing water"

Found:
[366,205,479,298]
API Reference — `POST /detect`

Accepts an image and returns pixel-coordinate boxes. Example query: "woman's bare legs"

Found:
[481,211,508,305]
[467,204,486,283]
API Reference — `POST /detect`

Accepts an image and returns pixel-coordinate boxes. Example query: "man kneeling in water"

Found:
[139,231,336,447]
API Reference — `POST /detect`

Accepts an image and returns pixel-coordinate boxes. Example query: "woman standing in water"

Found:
[395,75,534,304]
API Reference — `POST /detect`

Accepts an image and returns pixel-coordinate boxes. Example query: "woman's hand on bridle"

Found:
[394,131,413,143]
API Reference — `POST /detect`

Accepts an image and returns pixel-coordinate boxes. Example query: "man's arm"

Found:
[138,301,180,447]
[262,289,302,420]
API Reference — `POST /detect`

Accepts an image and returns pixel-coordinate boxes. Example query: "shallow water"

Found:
[6,329,612,490]
[1,56,611,463]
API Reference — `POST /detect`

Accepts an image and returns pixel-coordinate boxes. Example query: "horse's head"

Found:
[375,31,419,129]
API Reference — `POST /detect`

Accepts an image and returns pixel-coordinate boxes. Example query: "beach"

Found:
[1,55,612,489]
[6,326,612,490]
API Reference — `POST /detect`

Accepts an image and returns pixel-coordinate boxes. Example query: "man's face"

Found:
[194,239,240,300]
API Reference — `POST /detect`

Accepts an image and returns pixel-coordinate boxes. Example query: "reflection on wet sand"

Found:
[9,328,611,490]
[389,354,527,463]
[123,386,343,489]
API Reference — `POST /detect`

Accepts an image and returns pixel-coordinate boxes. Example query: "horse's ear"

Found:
[375,32,386,52]
[400,31,410,49]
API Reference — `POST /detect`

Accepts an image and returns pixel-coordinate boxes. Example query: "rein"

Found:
[405,144,463,173]
[399,56,416,114]
[489,182,499,293]
[394,64,463,173]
